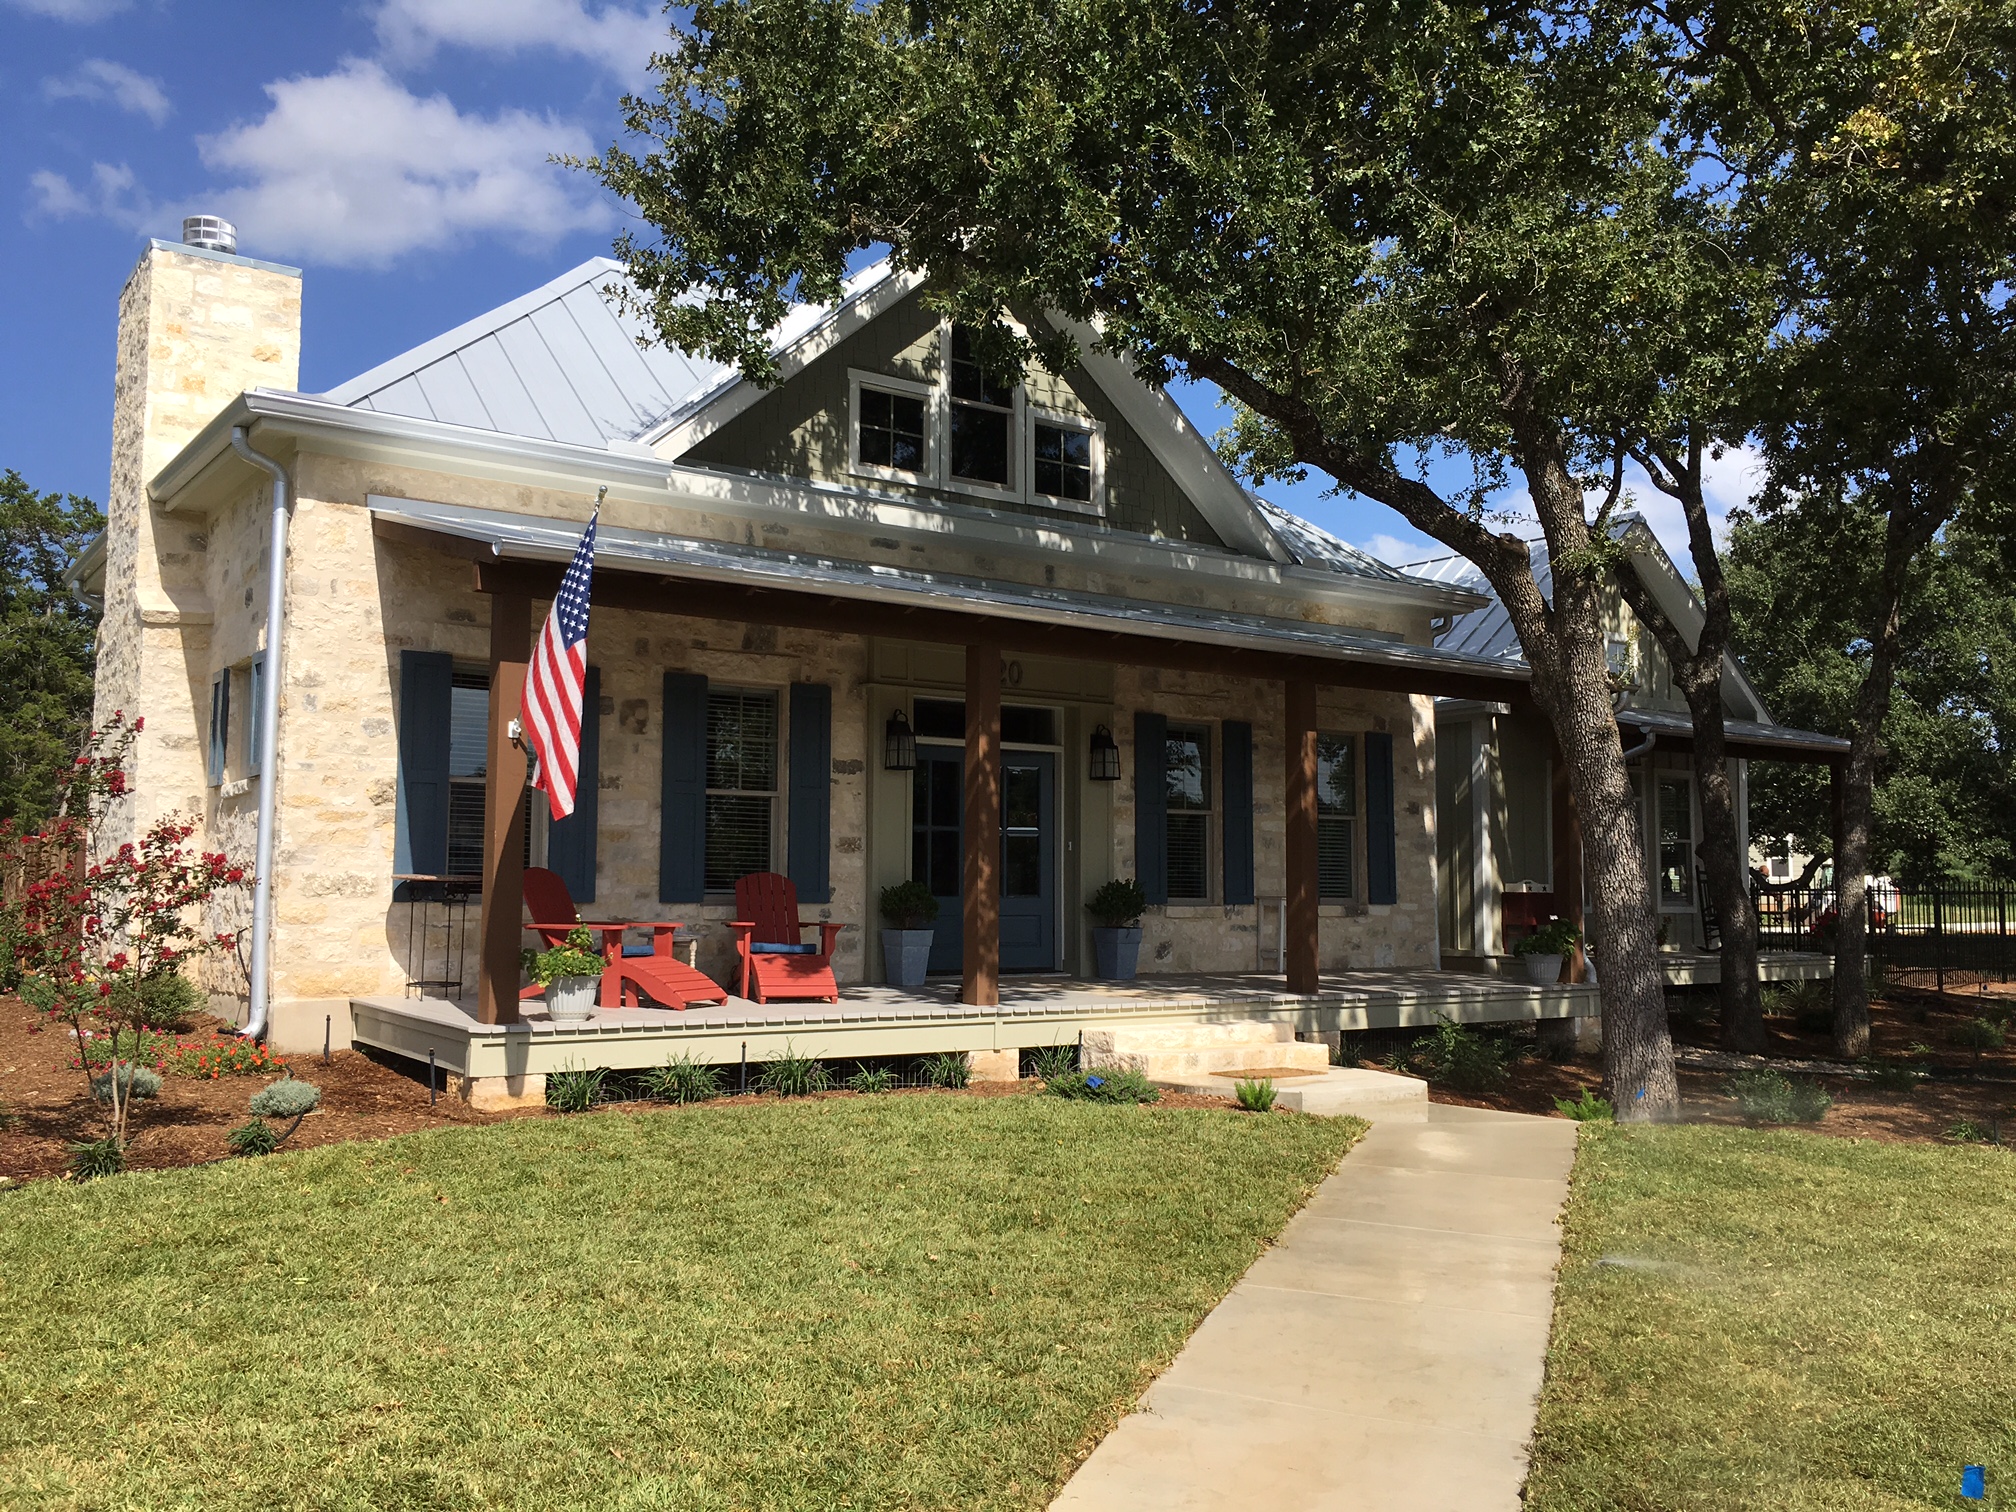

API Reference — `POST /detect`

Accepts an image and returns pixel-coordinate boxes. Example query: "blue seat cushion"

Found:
[751,941,818,955]
[621,944,655,957]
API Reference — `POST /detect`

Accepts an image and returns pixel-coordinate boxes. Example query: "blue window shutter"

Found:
[1366,730,1398,905]
[393,650,453,886]
[546,665,600,904]
[1222,719,1255,906]
[1134,711,1168,905]
[660,671,708,903]
[787,682,832,903]
[245,655,265,776]
[206,674,229,785]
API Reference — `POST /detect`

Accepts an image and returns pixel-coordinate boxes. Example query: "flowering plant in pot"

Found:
[878,880,939,990]
[530,926,605,1022]
[1086,878,1147,980]
[1512,918,1581,986]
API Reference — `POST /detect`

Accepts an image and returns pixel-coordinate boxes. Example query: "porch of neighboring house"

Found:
[351,968,1601,1107]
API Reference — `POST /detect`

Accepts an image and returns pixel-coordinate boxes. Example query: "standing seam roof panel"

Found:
[491,318,603,447]
[453,337,553,442]
[557,283,679,437]
[412,354,497,432]
[528,297,656,444]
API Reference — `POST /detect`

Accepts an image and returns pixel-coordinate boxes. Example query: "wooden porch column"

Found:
[1284,678,1320,995]
[477,592,530,1025]
[1550,752,1586,982]
[962,641,1002,1007]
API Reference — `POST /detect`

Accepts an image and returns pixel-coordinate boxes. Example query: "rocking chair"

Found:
[521,867,726,1011]
[729,872,845,1003]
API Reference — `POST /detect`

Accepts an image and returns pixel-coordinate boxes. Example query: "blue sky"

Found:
[2,0,1746,568]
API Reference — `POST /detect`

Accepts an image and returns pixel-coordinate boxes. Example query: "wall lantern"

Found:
[1088,724,1121,782]
[884,709,917,771]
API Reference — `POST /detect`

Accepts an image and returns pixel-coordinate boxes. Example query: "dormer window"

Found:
[858,387,927,472]
[948,327,1014,488]
[1033,420,1095,503]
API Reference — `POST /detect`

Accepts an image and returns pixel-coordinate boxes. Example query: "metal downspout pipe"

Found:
[1620,726,1658,763]
[229,425,290,1041]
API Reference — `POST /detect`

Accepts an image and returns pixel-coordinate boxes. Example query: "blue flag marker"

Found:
[1962,1464,1986,1501]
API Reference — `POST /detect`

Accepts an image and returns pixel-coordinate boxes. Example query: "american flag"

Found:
[522,507,597,820]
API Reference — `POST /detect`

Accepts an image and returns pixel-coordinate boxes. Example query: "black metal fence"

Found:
[1753,882,2016,990]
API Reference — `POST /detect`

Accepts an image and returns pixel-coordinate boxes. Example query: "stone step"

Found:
[1150,1065,1431,1119]
[1085,1020,1299,1055]
[1094,1042,1334,1079]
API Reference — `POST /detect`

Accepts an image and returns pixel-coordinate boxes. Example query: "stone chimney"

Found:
[95,230,302,835]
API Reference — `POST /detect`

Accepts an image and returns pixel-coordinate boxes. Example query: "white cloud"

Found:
[372,0,664,78]
[28,160,155,228]
[43,58,171,125]
[6,0,130,20]
[1359,531,1445,569]
[194,60,614,269]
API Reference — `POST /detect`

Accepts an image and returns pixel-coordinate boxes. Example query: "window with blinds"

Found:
[445,669,532,879]
[1165,723,1213,901]
[705,687,778,892]
[1317,732,1357,900]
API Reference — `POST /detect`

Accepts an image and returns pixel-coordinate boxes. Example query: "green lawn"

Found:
[0,1093,1358,1512]
[1527,1125,2016,1511]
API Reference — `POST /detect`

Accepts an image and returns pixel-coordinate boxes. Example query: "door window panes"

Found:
[949,327,1013,486]
[858,387,926,472]
[1658,777,1694,904]
[1033,422,1093,501]
[1003,765,1042,897]
[1317,732,1356,900]
[1165,723,1213,901]
[704,689,777,892]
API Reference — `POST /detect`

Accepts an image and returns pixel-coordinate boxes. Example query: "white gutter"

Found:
[229,425,291,1041]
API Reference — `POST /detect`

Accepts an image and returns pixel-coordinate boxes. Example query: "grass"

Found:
[0,1094,1359,1511]
[1527,1124,2016,1511]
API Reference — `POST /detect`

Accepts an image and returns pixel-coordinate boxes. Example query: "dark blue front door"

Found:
[912,748,1056,974]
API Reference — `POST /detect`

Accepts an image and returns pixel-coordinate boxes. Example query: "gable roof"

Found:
[1254,498,1414,583]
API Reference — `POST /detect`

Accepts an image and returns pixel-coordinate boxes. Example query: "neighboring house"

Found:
[1405,524,1847,971]
[75,229,1543,1054]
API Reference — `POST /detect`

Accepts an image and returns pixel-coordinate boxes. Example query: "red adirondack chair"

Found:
[729,872,845,1003]
[522,867,726,1011]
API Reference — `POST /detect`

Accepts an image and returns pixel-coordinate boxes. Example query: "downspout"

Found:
[229,425,291,1041]
[1620,726,1658,763]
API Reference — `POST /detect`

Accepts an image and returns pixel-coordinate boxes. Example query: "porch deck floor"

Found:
[349,970,1597,1083]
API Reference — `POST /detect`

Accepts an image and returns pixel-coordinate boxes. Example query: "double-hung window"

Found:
[1317,733,1357,900]
[206,672,230,786]
[446,670,492,876]
[1164,723,1213,901]
[704,688,778,892]
[948,326,1014,488]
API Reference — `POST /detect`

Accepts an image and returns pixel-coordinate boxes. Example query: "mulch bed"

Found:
[1422,979,2016,1145]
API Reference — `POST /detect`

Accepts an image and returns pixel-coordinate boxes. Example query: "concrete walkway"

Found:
[1051,1102,1579,1511]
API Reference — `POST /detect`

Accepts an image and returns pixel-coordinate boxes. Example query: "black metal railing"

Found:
[1753,882,2016,990]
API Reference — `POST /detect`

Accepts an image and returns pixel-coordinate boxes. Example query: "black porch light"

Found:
[1088,723,1121,782]
[884,709,917,771]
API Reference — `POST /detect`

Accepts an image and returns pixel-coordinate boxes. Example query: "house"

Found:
[73,224,1827,1101]
[1406,527,1846,980]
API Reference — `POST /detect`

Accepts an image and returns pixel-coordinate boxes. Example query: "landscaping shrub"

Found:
[546,1066,609,1113]
[844,1064,897,1094]
[1423,1016,1510,1093]
[1553,1087,1614,1121]
[1945,1118,2005,1146]
[225,1119,280,1157]
[1725,1069,1833,1124]
[1948,1018,2006,1055]
[138,972,205,1032]
[643,1053,721,1105]
[1046,1067,1160,1104]
[923,1051,970,1089]
[1234,1078,1277,1112]
[758,1045,832,1098]
[66,1137,124,1181]
[1861,1057,1926,1091]
[89,1064,161,1104]
[249,1079,321,1120]
[1023,1042,1078,1080]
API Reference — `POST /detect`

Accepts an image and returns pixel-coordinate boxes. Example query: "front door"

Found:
[911,748,1056,974]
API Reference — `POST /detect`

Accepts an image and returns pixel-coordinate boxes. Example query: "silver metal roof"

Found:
[1254,497,1412,583]
[1403,542,1540,662]
[1611,706,1848,755]
[367,494,1531,689]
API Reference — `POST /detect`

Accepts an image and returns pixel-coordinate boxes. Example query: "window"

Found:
[1657,777,1694,906]
[1317,733,1356,900]
[1033,420,1094,502]
[948,326,1013,487]
[447,670,492,876]
[245,655,265,777]
[909,698,1057,745]
[857,386,927,473]
[1164,723,1213,901]
[704,688,778,892]
[206,673,230,786]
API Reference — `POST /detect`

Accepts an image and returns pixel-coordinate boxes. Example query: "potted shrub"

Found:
[1512,918,1581,987]
[1087,878,1147,980]
[530,926,606,1023]
[879,880,939,989]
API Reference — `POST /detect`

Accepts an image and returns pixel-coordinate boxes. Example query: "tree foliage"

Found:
[0,469,102,825]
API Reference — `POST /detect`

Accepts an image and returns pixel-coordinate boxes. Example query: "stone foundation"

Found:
[967,1048,1020,1083]
[453,1072,548,1112]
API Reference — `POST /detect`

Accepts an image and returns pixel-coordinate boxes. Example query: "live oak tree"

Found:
[0,470,102,825]
[581,0,1790,1117]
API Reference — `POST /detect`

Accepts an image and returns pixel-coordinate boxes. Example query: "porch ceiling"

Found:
[370,497,1532,703]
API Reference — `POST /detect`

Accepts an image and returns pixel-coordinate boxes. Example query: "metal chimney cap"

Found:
[182,215,237,254]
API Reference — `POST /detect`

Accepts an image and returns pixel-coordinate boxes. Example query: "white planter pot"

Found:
[1522,953,1565,987]
[546,974,600,1023]
[881,928,934,989]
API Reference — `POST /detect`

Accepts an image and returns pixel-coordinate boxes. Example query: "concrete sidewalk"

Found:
[1051,1102,1578,1511]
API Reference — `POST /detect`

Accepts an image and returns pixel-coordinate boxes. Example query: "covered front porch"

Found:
[352,967,1600,1106]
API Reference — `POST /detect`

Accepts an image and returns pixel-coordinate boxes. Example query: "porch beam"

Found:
[962,642,1003,1007]
[467,558,1525,705]
[477,592,531,1025]
[1284,678,1320,995]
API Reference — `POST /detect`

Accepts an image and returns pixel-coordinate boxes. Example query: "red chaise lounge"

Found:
[729,872,844,1004]
[522,866,726,1011]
